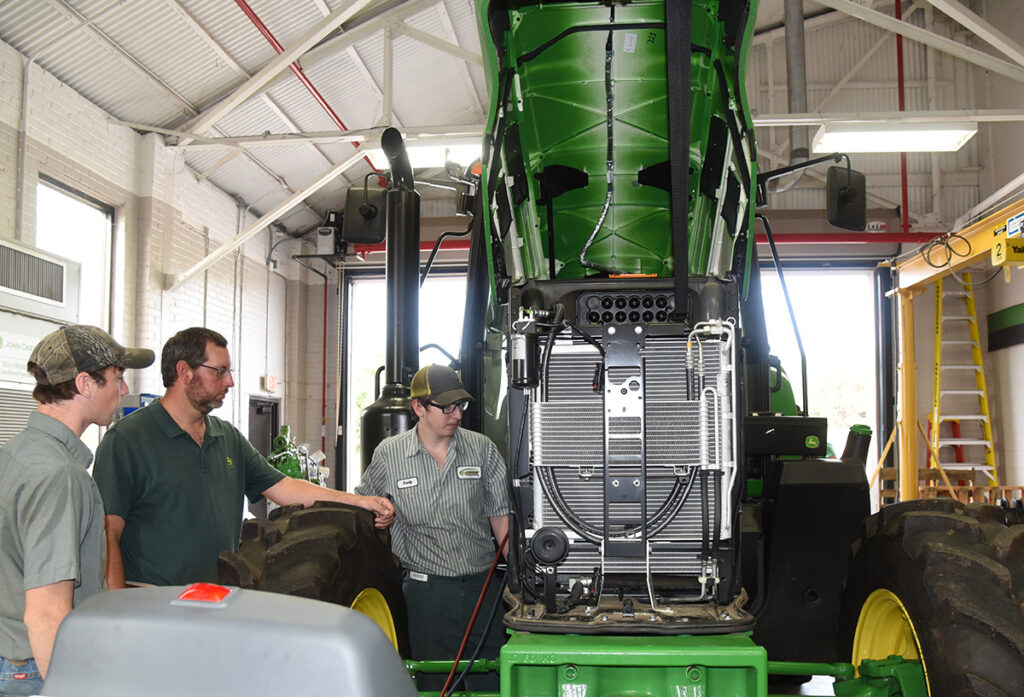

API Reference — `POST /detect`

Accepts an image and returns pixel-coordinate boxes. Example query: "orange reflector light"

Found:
[609,273,658,278]
[177,583,232,603]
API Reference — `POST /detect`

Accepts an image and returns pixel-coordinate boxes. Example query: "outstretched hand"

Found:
[358,495,395,529]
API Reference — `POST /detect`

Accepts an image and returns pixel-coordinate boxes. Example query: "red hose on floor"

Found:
[440,532,509,697]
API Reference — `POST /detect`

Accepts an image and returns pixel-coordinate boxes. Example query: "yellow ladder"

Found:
[927,274,997,491]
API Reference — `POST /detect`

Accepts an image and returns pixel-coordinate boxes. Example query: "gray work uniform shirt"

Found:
[356,425,509,577]
[0,412,106,660]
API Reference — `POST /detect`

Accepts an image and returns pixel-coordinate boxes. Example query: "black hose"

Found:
[509,398,529,594]
[566,321,605,356]
[538,466,698,543]
[420,216,474,286]
[444,569,508,695]
[699,470,710,559]
[540,318,565,401]
[578,5,623,276]
[757,213,809,415]
[711,471,722,555]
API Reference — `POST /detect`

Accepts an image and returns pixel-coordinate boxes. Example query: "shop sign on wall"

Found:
[0,329,42,384]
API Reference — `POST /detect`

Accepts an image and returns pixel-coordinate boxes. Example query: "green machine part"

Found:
[268,425,303,479]
[500,632,766,697]
[267,424,326,484]
[405,636,928,697]
[476,0,759,284]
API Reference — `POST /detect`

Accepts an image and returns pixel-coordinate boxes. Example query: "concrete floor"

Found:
[770,675,836,695]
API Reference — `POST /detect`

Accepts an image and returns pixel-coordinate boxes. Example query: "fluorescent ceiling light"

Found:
[811,121,978,153]
[365,143,482,170]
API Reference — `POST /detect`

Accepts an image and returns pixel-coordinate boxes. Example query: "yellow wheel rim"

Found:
[350,588,399,651]
[852,588,930,694]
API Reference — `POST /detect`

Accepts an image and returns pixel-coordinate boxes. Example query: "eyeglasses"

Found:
[424,399,469,415]
[197,363,234,379]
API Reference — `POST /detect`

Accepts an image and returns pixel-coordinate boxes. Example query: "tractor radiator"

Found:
[526,325,736,586]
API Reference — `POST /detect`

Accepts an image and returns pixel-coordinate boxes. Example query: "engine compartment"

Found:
[503,278,753,634]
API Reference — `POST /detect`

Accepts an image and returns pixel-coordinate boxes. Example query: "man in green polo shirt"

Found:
[93,327,394,587]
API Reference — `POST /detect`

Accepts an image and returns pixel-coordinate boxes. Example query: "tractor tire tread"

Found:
[217,501,409,656]
[842,499,1024,697]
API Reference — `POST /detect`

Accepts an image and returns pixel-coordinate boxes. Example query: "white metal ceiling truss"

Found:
[6,0,1022,285]
[924,0,1024,68]
[816,0,1024,84]
[165,149,368,292]
[179,0,376,143]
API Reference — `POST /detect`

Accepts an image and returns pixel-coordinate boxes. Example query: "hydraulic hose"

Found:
[440,532,509,697]
[445,568,509,694]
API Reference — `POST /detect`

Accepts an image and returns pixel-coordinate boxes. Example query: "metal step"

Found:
[937,438,993,447]
[940,389,984,396]
[931,463,994,471]
[938,414,988,422]
[940,364,980,371]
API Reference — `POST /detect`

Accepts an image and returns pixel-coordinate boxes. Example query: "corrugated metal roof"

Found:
[0,0,1007,238]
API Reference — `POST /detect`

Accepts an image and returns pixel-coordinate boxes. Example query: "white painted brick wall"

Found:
[0,38,316,450]
[982,267,1024,487]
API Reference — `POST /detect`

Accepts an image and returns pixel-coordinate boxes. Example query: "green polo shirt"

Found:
[93,399,284,585]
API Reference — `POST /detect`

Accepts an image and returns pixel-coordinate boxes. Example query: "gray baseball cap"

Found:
[29,325,155,385]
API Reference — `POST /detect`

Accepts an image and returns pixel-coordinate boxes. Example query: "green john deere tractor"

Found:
[207,1,1023,695]
[42,2,1023,695]
[445,0,1024,695]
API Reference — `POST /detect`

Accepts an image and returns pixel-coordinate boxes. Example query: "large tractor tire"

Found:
[840,498,1024,696]
[218,501,409,657]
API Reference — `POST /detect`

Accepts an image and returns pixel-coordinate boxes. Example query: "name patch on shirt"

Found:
[397,477,418,489]
[457,466,482,480]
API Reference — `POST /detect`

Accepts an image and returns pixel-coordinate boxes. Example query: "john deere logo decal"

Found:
[805,435,820,449]
[226,456,234,469]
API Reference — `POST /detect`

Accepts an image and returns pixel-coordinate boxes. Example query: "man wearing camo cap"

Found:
[0,325,153,692]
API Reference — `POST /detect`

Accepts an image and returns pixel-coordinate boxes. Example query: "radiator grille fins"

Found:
[530,334,728,576]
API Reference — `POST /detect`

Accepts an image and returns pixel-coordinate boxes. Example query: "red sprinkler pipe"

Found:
[354,234,935,258]
[351,239,473,257]
[754,232,935,244]
[234,0,385,184]
[894,0,911,234]
[322,276,328,454]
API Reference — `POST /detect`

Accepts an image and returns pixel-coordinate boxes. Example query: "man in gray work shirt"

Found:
[0,326,153,694]
[356,364,509,689]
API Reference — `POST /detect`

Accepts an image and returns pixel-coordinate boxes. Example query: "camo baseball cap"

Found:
[410,364,473,406]
[29,325,155,385]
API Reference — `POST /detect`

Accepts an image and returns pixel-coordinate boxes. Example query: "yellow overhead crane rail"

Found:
[891,197,1024,502]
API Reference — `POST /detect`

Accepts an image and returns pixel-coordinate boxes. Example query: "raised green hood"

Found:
[476,0,760,284]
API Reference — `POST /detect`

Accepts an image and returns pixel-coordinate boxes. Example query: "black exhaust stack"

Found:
[359,128,421,472]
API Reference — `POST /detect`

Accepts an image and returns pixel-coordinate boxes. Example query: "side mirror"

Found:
[341,186,387,244]
[826,166,866,231]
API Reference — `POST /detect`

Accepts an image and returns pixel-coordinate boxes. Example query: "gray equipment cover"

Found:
[42,585,418,697]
